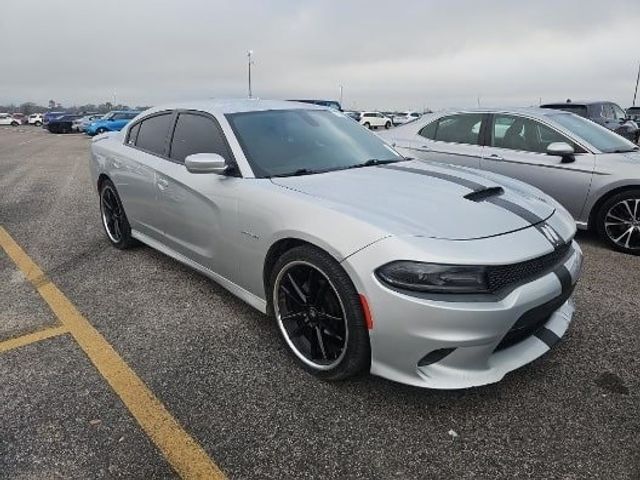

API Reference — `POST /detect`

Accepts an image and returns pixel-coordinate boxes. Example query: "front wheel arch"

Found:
[589,185,640,230]
[263,238,324,311]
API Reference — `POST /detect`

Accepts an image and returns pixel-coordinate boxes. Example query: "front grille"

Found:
[495,279,575,351]
[486,243,571,294]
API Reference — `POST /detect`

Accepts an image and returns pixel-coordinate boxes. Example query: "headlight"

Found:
[375,261,489,294]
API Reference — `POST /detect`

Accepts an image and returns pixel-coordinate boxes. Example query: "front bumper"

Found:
[344,238,582,389]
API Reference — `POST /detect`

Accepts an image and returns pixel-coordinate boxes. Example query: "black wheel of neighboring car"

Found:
[99,179,136,250]
[35,121,42,127]
[596,189,640,255]
[363,122,371,129]
[384,121,391,129]
[96,127,107,134]
[10,121,18,127]
[270,245,370,381]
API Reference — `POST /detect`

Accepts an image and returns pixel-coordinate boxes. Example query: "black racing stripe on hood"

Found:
[379,163,565,247]
[379,164,486,191]
[487,197,543,224]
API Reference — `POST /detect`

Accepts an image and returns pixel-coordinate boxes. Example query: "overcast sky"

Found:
[1,0,639,110]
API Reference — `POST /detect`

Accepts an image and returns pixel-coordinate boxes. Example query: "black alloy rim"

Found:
[274,261,348,369]
[101,186,124,243]
[605,199,640,250]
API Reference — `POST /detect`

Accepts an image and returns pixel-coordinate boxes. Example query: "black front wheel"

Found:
[270,245,370,380]
[596,189,640,255]
[99,179,137,249]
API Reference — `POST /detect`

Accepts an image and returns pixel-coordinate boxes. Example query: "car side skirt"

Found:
[132,230,268,314]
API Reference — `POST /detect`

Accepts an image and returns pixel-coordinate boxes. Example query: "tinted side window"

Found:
[434,114,483,144]
[169,113,230,163]
[611,104,626,121]
[491,115,579,153]
[135,114,173,156]
[127,123,140,146]
[418,120,437,140]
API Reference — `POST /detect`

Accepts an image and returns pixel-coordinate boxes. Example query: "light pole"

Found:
[633,60,640,107]
[247,50,254,98]
[339,85,344,106]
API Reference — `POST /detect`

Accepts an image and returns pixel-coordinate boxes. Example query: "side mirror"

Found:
[184,153,228,174]
[546,142,575,163]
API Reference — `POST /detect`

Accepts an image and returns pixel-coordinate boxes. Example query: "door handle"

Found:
[112,160,121,169]
[157,178,169,191]
[488,153,504,161]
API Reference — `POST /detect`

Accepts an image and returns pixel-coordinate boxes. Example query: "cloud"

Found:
[1,0,639,110]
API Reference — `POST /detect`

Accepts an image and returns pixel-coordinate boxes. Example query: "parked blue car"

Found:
[85,111,140,136]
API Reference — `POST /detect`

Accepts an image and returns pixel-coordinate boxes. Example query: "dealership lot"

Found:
[1,126,639,479]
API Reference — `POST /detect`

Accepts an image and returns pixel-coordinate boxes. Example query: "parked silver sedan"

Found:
[90,100,582,389]
[381,108,640,254]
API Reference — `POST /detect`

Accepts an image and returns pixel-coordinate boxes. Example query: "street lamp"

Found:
[247,50,254,98]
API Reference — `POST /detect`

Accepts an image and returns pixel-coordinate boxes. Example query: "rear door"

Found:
[154,111,240,279]
[481,113,595,219]
[404,113,486,169]
[115,112,174,240]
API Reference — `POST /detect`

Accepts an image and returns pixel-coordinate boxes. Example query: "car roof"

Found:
[431,106,573,118]
[140,99,326,117]
[541,100,617,106]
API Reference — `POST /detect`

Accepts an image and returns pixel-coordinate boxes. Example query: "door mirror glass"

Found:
[184,153,227,174]
[546,142,574,157]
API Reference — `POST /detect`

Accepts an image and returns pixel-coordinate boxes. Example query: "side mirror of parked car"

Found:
[184,153,228,174]
[546,142,575,163]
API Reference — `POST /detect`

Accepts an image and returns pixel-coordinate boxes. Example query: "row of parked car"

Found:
[38,111,141,135]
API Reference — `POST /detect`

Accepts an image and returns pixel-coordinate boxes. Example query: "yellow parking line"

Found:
[0,226,226,480]
[0,325,68,353]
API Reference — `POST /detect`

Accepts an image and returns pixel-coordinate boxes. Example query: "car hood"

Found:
[270,160,555,240]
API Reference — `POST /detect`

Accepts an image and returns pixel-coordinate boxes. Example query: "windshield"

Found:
[102,112,115,120]
[226,109,404,177]
[550,112,639,153]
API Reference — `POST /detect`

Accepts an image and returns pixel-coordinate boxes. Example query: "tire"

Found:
[363,122,371,129]
[99,179,137,250]
[269,245,370,381]
[10,121,18,127]
[96,127,107,134]
[384,121,391,129]
[595,188,640,255]
[35,121,42,127]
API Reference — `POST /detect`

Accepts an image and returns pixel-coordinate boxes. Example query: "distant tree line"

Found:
[0,101,151,115]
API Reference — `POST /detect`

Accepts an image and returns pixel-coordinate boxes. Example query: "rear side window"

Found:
[135,113,173,156]
[418,120,437,139]
[420,114,483,145]
[169,113,230,163]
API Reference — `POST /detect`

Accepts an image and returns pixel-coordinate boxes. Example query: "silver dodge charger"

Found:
[89,99,582,389]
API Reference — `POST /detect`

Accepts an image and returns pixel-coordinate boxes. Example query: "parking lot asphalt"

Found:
[1,125,639,480]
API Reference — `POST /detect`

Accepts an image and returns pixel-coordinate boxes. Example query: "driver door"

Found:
[153,111,241,281]
[481,113,595,220]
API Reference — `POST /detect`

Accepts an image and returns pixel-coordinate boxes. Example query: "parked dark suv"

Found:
[541,100,639,143]
[626,106,640,124]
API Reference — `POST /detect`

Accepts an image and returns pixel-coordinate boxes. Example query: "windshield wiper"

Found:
[269,168,320,178]
[339,158,407,171]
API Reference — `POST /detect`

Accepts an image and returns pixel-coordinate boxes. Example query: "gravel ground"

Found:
[0,126,638,479]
